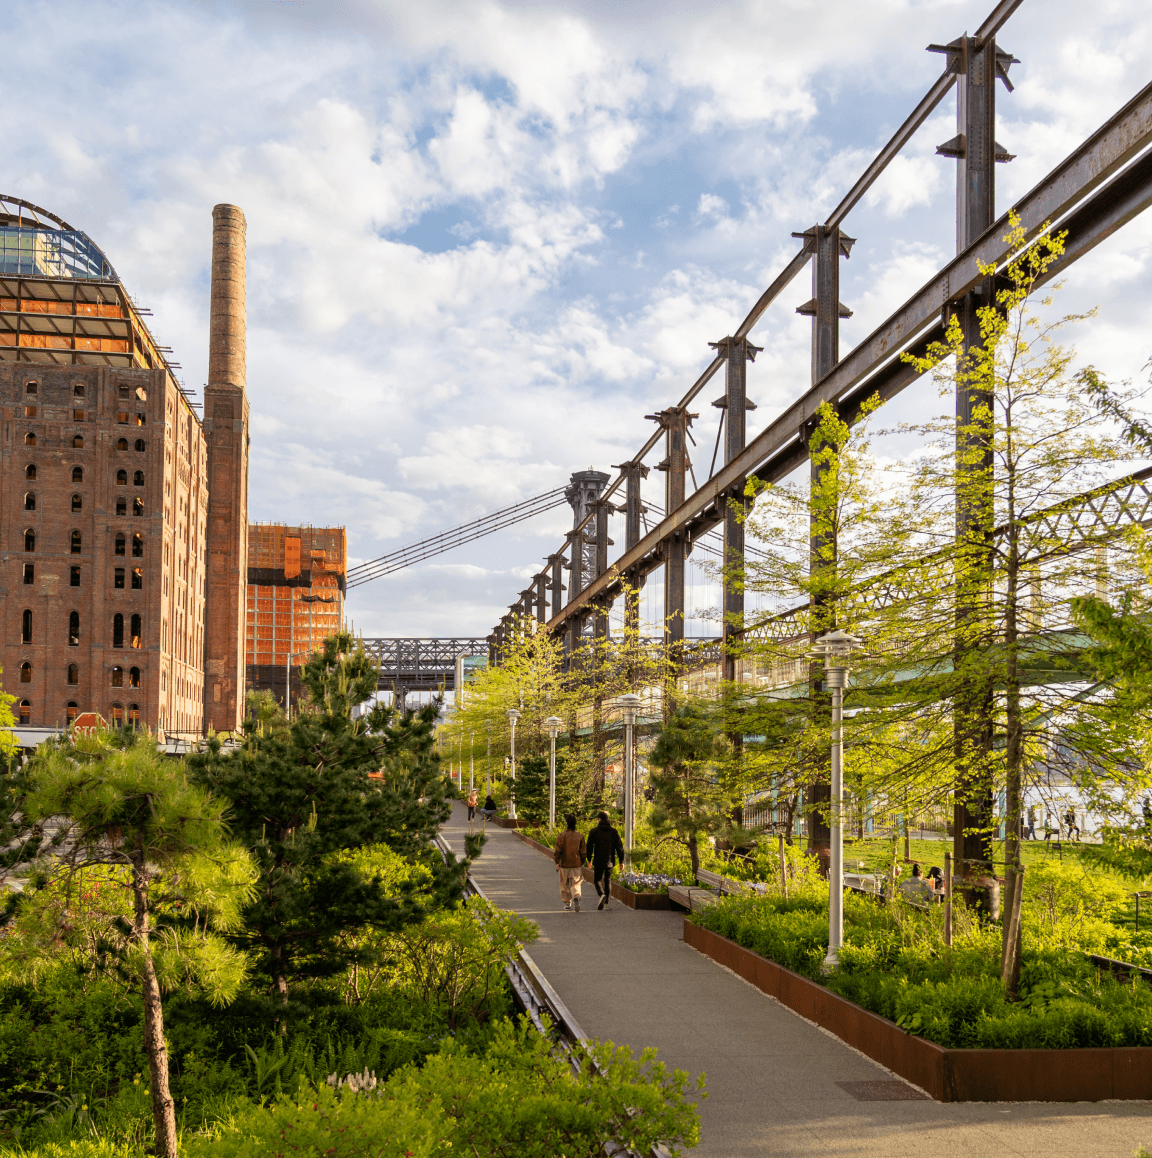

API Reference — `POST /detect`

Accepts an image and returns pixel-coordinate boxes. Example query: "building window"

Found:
[24,493,35,511]
[134,470,145,486]
[119,385,130,399]
[110,702,123,727]
[25,406,37,418]
[128,704,140,729]
[135,439,146,453]
[24,529,35,552]
[116,498,127,516]
[116,469,128,485]
[71,530,82,554]
[133,499,144,517]
[72,494,82,512]
[115,534,126,557]
[129,666,140,688]
[137,386,147,401]
[19,662,31,683]
[21,609,32,643]
[111,666,123,687]
[136,414,145,426]
[72,466,83,482]
[25,464,36,480]
[113,614,124,648]
[70,565,80,587]
[67,664,79,686]
[130,614,142,648]
[18,700,30,725]
[116,438,128,451]
[131,568,143,590]
[132,534,143,558]
[117,411,129,424]
[72,436,83,449]
[67,702,79,724]
[22,563,33,585]
[114,567,125,589]
[69,611,80,646]
[74,384,85,398]
[73,409,85,422]
[25,382,37,395]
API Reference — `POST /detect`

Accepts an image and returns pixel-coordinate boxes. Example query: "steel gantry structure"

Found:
[487,0,1152,673]
[360,637,488,706]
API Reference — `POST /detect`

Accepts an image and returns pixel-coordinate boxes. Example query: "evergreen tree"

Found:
[188,633,480,1007]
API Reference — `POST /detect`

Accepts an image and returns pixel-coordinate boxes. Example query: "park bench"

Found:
[667,885,719,912]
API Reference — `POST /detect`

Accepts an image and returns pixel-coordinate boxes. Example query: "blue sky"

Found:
[9,0,1152,638]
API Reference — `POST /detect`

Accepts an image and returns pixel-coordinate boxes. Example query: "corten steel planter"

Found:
[492,817,533,829]
[684,921,1152,1103]
[512,831,672,910]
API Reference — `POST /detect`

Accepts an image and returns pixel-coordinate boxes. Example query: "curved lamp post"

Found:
[544,715,563,830]
[506,708,521,820]
[619,693,641,858]
[807,629,862,970]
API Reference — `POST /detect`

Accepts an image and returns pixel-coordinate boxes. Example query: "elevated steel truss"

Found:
[360,637,488,696]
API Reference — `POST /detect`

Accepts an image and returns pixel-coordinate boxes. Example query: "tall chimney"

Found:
[203,204,250,733]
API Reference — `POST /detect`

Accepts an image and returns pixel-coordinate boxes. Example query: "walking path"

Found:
[444,804,1149,1158]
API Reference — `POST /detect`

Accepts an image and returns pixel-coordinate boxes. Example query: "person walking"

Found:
[466,787,478,823]
[586,810,625,910]
[554,813,586,912]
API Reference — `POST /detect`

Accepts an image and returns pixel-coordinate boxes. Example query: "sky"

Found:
[8,0,1151,639]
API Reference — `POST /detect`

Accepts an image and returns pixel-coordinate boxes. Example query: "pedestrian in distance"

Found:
[467,786,478,823]
[586,810,625,910]
[554,813,586,912]
[482,792,496,821]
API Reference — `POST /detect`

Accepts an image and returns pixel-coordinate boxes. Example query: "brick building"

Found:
[246,524,346,710]
[0,197,209,734]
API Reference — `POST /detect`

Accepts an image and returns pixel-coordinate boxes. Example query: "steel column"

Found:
[653,407,693,658]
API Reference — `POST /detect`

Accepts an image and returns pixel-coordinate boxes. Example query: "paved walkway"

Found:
[444,804,1150,1158]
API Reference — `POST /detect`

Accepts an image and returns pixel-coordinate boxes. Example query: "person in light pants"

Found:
[553,813,587,912]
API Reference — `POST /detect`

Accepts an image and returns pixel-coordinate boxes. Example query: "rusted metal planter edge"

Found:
[511,831,671,909]
[683,921,1152,1103]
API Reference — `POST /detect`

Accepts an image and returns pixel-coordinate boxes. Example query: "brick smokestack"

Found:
[203,204,250,733]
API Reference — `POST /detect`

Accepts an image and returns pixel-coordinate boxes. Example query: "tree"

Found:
[513,752,590,826]
[649,703,735,879]
[188,633,480,1010]
[3,729,255,1158]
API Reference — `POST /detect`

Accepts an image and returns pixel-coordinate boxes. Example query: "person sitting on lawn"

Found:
[899,862,935,905]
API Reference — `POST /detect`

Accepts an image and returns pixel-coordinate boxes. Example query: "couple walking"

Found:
[553,812,624,912]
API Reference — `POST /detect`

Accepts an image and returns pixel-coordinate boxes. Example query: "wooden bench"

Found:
[668,885,719,912]
[697,868,768,897]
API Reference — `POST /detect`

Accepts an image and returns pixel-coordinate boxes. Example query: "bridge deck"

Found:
[444,803,1148,1157]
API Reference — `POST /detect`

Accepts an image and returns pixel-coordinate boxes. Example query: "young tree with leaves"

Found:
[3,729,255,1158]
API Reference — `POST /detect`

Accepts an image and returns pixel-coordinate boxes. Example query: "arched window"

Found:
[72,436,83,449]
[129,666,140,688]
[116,469,128,485]
[69,611,80,646]
[18,700,30,725]
[23,493,35,511]
[25,382,37,395]
[72,466,83,482]
[130,614,142,648]
[111,666,123,687]
[110,703,123,727]
[25,464,36,480]
[24,433,35,446]
[133,470,145,486]
[24,529,35,552]
[73,384,85,398]
[21,609,32,643]
[116,438,128,451]
[128,704,140,729]
[133,499,144,517]
[132,534,143,558]
[115,533,126,556]
[19,662,31,683]
[67,663,79,686]
[134,439,146,452]
[71,494,82,512]
[112,614,124,648]
[66,702,79,724]
[70,530,81,554]
[116,498,127,516]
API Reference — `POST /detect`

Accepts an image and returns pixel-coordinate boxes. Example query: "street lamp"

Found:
[807,629,862,970]
[506,708,521,820]
[544,716,563,830]
[619,693,641,857]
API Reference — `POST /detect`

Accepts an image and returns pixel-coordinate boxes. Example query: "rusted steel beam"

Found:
[543,81,1152,633]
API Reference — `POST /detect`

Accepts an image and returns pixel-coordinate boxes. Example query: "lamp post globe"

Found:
[506,708,521,820]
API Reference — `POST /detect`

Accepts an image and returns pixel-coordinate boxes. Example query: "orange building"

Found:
[245,524,346,709]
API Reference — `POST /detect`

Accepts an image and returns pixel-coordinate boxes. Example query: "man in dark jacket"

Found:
[586,811,625,910]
